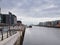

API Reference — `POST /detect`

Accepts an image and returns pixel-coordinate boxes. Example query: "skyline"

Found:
[0,0,60,25]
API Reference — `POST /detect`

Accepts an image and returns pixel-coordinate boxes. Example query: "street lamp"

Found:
[9,12,12,36]
[0,0,2,14]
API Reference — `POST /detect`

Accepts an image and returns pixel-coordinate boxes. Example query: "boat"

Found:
[29,25,32,28]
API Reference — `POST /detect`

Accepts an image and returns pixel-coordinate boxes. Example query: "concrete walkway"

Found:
[0,32,22,45]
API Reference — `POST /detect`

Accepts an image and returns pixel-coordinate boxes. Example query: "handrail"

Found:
[0,25,25,41]
[0,28,22,41]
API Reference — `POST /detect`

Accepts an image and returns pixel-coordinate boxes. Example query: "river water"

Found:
[23,26,60,45]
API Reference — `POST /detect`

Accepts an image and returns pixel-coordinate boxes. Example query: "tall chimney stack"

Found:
[0,8,1,14]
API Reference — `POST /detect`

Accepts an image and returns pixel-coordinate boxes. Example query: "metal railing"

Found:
[0,25,26,41]
[0,28,18,41]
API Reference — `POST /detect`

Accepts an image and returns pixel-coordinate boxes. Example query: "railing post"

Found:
[1,30,3,40]
[9,30,12,36]
[7,31,8,38]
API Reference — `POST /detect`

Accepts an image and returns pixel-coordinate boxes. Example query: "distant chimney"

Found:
[0,8,1,14]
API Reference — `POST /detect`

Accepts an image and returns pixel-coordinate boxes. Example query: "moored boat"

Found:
[29,25,32,28]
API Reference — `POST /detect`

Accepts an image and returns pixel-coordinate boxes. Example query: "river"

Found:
[23,26,60,45]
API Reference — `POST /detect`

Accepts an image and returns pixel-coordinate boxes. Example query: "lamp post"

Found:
[0,3,1,14]
[0,8,1,14]
[9,12,12,36]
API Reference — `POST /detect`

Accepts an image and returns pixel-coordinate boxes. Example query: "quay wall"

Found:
[14,27,26,45]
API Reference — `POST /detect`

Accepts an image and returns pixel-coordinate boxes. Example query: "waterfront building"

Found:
[0,12,17,26]
[39,20,60,27]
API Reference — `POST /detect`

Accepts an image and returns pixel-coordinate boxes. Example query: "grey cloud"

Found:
[0,0,60,18]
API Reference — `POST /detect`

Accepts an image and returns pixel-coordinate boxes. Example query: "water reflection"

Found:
[23,26,60,45]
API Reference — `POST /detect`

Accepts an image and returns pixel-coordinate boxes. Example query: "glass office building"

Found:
[0,12,17,26]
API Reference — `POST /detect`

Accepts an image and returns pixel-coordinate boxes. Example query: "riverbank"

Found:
[36,25,60,28]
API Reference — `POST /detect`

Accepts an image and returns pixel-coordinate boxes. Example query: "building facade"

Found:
[0,12,17,26]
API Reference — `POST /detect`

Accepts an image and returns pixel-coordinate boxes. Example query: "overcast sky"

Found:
[0,0,60,25]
